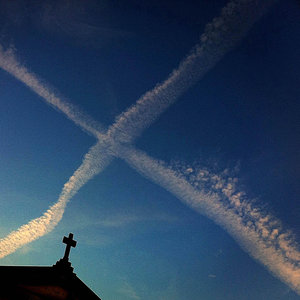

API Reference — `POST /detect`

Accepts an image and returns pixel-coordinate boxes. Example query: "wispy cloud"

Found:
[118,281,141,300]
[0,0,276,257]
[106,0,276,144]
[2,0,298,296]
[0,0,131,48]
[38,0,133,48]
[0,45,104,138]
[0,142,112,258]
[117,145,300,294]
[60,209,178,231]
[94,212,177,228]
[158,275,180,300]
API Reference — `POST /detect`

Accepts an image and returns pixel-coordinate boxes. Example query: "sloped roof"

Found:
[0,264,101,300]
[0,233,101,300]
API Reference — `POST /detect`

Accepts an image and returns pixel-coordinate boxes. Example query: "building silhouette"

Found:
[0,233,101,299]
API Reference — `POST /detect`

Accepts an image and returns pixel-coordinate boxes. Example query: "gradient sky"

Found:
[0,0,299,299]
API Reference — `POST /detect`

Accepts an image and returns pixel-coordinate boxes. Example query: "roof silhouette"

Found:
[0,233,101,300]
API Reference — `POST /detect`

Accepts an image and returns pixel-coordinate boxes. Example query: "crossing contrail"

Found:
[0,142,112,258]
[116,145,300,294]
[106,0,276,144]
[2,0,298,295]
[0,0,278,257]
[0,0,276,145]
[0,45,104,139]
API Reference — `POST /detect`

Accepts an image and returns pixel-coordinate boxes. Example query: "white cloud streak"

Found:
[0,0,276,257]
[106,0,276,144]
[0,45,104,139]
[118,280,141,300]
[2,0,298,295]
[116,145,300,294]
[0,142,112,258]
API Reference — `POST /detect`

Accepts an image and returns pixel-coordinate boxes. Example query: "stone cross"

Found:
[62,233,77,261]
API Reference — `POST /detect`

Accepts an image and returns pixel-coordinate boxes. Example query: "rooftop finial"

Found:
[62,233,77,262]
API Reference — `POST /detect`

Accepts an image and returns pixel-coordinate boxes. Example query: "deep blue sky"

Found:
[0,0,299,299]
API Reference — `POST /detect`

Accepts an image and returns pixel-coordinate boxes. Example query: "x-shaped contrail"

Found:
[0,0,299,294]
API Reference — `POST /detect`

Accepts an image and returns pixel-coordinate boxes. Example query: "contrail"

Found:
[0,142,113,258]
[106,0,277,144]
[0,0,277,256]
[116,145,300,294]
[0,0,276,145]
[0,45,104,139]
[2,0,297,294]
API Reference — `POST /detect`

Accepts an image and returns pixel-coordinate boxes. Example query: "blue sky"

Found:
[0,0,299,299]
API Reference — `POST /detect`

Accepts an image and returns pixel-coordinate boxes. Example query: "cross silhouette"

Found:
[62,233,77,261]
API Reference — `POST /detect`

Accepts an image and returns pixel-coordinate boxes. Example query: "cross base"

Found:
[53,258,74,274]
